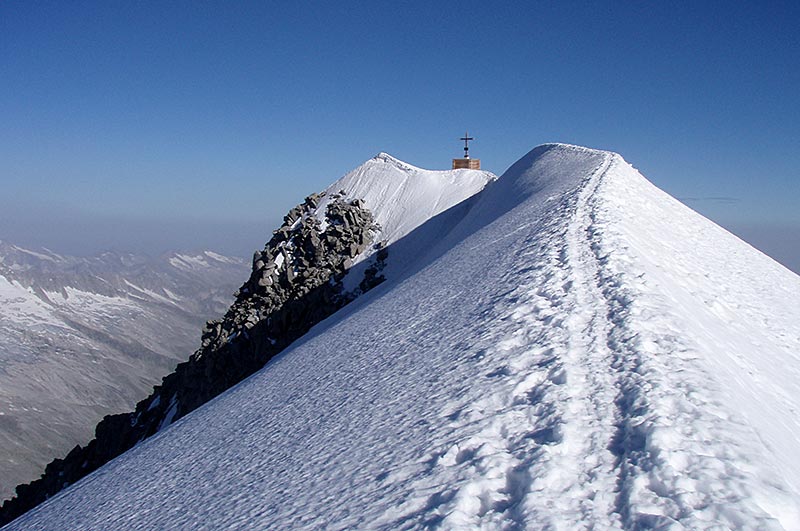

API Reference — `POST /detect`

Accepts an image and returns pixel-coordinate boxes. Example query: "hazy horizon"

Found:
[1,161,798,276]
[2,2,798,271]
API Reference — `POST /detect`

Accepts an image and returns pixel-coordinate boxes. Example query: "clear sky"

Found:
[1,1,798,272]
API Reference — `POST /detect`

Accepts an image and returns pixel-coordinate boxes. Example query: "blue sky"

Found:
[1,1,798,271]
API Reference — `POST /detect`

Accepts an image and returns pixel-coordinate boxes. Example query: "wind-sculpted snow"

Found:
[6,145,800,530]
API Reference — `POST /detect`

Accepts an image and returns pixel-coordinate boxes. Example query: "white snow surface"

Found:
[8,144,800,530]
[318,152,496,261]
[0,276,61,327]
[168,251,240,271]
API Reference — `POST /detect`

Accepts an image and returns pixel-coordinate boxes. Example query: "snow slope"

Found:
[318,152,496,264]
[6,145,800,530]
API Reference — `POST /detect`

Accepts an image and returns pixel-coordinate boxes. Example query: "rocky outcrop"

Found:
[0,190,386,526]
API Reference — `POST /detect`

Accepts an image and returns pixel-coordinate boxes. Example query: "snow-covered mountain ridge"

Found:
[0,245,248,501]
[5,144,800,530]
[0,154,496,525]
[316,152,495,257]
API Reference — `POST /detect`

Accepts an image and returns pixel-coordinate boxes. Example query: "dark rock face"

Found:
[0,191,387,526]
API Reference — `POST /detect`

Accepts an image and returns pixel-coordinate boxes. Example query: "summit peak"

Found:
[369,152,420,172]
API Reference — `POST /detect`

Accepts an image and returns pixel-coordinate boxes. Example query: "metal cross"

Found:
[460,132,474,158]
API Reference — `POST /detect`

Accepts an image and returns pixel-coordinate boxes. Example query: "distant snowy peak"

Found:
[0,243,247,321]
[0,243,245,277]
[202,250,241,264]
[0,274,59,328]
[167,251,242,271]
[9,245,63,262]
[316,152,496,259]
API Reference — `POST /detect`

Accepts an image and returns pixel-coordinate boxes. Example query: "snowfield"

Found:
[317,152,496,266]
[6,144,800,530]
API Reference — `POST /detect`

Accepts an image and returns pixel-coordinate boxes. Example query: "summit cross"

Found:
[460,132,474,159]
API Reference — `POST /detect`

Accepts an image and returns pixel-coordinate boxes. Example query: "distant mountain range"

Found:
[0,242,248,500]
